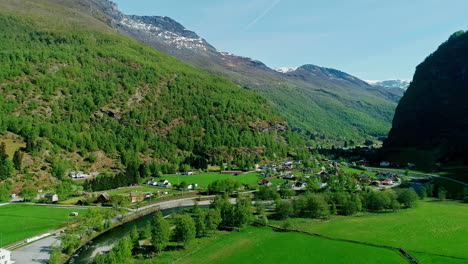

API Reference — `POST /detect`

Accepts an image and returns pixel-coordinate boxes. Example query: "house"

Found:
[147,179,158,186]
[185,171,194,175]
[380,161,391,167]
[283,174,295,180]
[259,179,272,186]
[187,184,198,190]
[371,180,382,186]
[157,179,172,188]
[130,192,145,203]
[294,181,307,190]
[0,248,14,264]
[44,193,59,203]
[96,193,111,204]
[382,178,394,185]
[70,212,79,217]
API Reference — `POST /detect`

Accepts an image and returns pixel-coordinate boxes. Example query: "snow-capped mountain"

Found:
[88,0,405,142]
[366,80,411,90]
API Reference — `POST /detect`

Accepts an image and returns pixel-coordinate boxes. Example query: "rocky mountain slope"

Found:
[91,0,404,146]
[384,30,468,165]
[367,80,410,90]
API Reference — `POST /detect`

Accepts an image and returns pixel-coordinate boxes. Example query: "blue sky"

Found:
[112,0,468,80]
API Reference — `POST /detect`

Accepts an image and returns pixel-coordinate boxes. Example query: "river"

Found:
[68,206,197,264]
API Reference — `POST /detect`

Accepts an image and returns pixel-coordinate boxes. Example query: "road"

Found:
[9,194,245,263]
[369,168,468,186]
[11,236,60,264]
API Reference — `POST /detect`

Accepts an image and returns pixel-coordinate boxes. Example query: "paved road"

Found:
[9,195,244,263]
[12,236,60,264]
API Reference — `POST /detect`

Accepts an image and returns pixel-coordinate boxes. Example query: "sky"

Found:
[112,0,468,80]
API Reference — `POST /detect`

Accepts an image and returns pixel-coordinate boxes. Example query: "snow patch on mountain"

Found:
[275,66,299,73]
[366,79,411,90]
[119,17,208,52]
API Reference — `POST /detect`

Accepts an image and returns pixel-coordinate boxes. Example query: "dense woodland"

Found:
[0,13,307,185]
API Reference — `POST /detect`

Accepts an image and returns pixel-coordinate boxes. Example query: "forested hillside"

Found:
[384,30,468,165]
[92,0,404,146]
[0,0,306,189]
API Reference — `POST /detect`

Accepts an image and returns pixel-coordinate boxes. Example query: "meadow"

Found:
[162,172,261,187]
[154,227,408,264]
[0,204,88,245]
[279,200,468,264]
[0,137,25,158]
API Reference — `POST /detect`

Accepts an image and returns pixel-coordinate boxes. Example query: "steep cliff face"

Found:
[384,31,468,164]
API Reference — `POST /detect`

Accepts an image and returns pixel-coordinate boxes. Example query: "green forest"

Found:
[0,13,306,181]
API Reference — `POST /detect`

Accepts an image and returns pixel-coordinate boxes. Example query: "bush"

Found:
[396,188,418,208]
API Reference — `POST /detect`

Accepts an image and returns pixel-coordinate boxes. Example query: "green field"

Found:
[0,204,88,245]
[341,167,377,177]
[280,200,468,263]
[163,172,260,187]
[0,137,25,158]
[105,186,177,196]
[154,227,407,264]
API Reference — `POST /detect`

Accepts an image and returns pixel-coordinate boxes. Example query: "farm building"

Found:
[96,193,111,204]
[44,193,59,202]
[130,192,145,203]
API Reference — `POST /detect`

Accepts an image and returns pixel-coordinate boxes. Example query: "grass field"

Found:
[0,137,25,158]
[341,167,377,177]
[0,204,88,245]
[154,227,408,264]
[279,200,468,263]
[163,172,260,187]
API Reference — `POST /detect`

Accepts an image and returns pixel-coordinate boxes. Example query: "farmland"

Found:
[162,172,260,187]
[154,227,408,264]
[278,200,468,263]
[0,204,89,245]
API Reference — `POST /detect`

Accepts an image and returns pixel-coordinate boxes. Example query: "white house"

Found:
[0,248,14,264]
[185,171,194,175]
[187,184,198,190]
[157,179,172,188]
[380,161,390,167]
[147,179,158,186]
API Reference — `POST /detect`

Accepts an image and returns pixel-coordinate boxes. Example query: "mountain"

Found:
[384,30,468,166]
[367,80,410,90]
[92,0,403,146]
[0,0,303,186]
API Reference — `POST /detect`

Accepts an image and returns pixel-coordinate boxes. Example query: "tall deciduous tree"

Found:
[151,211,171,253]
[173,214,196,248]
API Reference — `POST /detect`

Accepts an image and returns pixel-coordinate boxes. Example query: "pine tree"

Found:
[173,214,196,248]
[13,149,24,170]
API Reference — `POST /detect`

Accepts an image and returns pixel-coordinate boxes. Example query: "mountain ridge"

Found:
[91,0,404,146]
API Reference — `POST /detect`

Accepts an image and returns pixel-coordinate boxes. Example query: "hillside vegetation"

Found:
[0,1,305,188]
[91,0,402,146]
